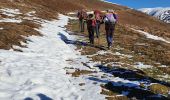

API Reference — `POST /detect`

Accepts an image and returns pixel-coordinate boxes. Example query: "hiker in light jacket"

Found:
[86,14,96,44]
[77,9,87,32]
[103,10,118,49]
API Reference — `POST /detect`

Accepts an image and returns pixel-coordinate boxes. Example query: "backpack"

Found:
[104,13,116,24]
[87,14,96,27]
[92,19,96,27]
[94,10,101,21]
[77,11,87,20]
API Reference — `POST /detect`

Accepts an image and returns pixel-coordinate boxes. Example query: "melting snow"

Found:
[0,18,22,23]
[0,8,21,17]
[25,11,36,17]
[131,28,170,44]
[0,14,106,100]
[135,62,152,69]
[100,0,120,5]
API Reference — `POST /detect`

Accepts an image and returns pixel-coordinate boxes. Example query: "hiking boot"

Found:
[107,45,111,50]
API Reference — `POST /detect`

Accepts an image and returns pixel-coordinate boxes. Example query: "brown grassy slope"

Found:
[0,0,170,50]
[0,1,55,49]
[26,0,170,38]
[117,9,170,38]
[26,0,128,13]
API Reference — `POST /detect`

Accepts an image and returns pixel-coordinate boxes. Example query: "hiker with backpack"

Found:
[103,10,118,49]
[94,10,102,44]
[77,9,87,32]
[86,14,96,44]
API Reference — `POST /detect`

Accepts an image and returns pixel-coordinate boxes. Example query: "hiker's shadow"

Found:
[96,65,170,87]
[88,76,168,100]
[24,93,53,100]
[58,33,106,50]
[88,65,170,100]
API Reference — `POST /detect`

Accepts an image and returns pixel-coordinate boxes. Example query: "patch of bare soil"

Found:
[92,53,120,64]
[148,83,170,95]
[101,85,129,100]
[70,69,95,77]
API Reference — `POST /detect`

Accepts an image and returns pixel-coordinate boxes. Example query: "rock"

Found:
[148,83,170,95]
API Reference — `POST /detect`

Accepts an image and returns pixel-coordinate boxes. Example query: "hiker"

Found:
[77,9,87,32]
[86,14,96,44]
[94,10,102,44]
[103,10,118,49]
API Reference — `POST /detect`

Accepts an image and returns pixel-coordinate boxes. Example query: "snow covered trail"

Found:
[0,15,80,100]
[0,14,85,100]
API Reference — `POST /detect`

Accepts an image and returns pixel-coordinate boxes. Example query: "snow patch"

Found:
[134,62,152,69]
[67,12,77,15]
[100,0,120,6]
[131,28,170,44]
[0,18,22,23]
[0,8,22,17]
[25,11,36,17]
[108,77,140,89]
[0,14,107,100]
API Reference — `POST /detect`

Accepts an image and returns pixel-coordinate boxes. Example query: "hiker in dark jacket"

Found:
[77,9,87,32]
[103,10,118,49]
[86,14,96,44]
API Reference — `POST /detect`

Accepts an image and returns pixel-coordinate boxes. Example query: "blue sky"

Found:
[106,0,170,9]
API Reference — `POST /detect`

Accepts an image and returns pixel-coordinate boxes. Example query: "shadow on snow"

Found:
[24,93,53,100]
[58,32,106,50]
[88,65,170,100]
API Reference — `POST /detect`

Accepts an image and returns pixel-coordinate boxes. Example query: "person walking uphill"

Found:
[86,14,96,44]
[103,10,118,49]
[94,10,102,44]
[77,9,87,32]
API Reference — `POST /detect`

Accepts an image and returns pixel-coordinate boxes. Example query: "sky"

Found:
[106,0,170,9]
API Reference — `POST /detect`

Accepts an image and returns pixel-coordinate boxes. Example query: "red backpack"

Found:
[92,19,96,27]
[94,10,101,21]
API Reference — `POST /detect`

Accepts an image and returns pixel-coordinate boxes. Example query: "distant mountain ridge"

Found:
[139,7,170,23]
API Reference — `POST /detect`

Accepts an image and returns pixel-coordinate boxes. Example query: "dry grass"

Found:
[148,83,170,95]
[117,9,170,38]
[0,21,40,49]
[68,19,170,67]
[1,0,170,51]
[101,85,129,100]
[71,69,95,77]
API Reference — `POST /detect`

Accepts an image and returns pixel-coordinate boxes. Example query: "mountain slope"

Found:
[0,0,170,100]
[139,7,170,23]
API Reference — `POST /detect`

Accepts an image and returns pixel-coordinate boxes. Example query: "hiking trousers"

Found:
[79,19,85,32]
[95,20,100,38]
[105,23,116,47]
[88,27,95,44]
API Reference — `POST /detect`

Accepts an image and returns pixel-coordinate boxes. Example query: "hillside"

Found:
[0,0,170,50]
[0,0,170,100]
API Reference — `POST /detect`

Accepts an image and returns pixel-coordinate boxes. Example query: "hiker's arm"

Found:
[114,14,118,22]
[100,16,105,24]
